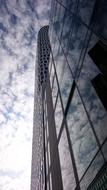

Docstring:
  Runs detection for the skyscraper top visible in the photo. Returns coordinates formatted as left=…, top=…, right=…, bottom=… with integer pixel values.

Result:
left=37, top=26, right=50, bottom=90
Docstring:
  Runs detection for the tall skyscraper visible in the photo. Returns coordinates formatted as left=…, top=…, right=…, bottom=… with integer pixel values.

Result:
left=31, top=1, right=107, bottom=190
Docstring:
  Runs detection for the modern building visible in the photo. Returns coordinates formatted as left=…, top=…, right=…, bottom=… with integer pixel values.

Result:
left=31, top=0, right=107, bottom=190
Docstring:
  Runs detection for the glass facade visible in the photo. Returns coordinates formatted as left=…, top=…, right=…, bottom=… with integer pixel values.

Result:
left=45, top=0, right=107, bottom=189
left=31, top=1, right=107, bottom=190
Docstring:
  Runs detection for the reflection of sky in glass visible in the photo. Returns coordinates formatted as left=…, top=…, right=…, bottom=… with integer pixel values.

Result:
left=54, top=96, right=63, bottom=137
left=77, top=0, right=96, bottom=25
left=60, top=62, right=73, bottom=109
left=55, top=3, right=66, bottom=39
left=52, top=37, right=60, bottom=66
left=56, top=47, right=66, bottom=85
left=58, top=128, right=76, bottom=190
left=50, top=25, right=57, bottom=54
left=67, top=88, right=98, bottom=179
left=67, top=18, right=88, bottom=77
left=61, top=0, right=76, bottom=12
left=61, top=10, right=73, bottom=54
left=80, top=152, right=104, bottom=190
left=91, top=0, right=107, bottom=40
left=49, top=54, right=52, bottom=74
left=78, top=34, right=107, bottom=144
left=50, top=62, right=55, bottom=88
left=52, top=76, right=58, bottom=108
left=49, top=1, right=107, bottom=189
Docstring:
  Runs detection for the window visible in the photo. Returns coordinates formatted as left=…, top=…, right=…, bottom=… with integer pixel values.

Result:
left=88, top=41, right=107, bottom=77
left=92, top=73, right=107, bottom=111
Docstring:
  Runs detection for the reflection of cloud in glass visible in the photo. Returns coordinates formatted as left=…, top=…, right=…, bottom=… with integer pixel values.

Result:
left=52, top=76, right=58, bottom=107
left=67, top=17, right=87, bottom=77
left=91, top=0, right=107, bottom=40
left=58, top=128, right=76, bottom=190
left=61, top=10, right=73, bottom=54
left=67, top=88, right=98, bottom=179
left=78, top=35, right=107, bottom=144
left=55, top=47, right=65, bottom=84
left=50, top=62, right=55, bottom=88
left=80, top=151, right=104, bottom=190
left=54, top=96, right=63, bottom=137
left=60, top=62, right=73, bottom=109
left=77, top=0, right=96, bottom=25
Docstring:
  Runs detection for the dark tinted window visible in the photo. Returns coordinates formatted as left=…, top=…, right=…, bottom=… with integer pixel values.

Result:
left=92, top=74, right=107, bottom=111
left=88, top=41, right=107, bottom=77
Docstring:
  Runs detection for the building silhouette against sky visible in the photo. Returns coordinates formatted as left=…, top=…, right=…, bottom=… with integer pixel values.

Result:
left=31, top=0, right=107, bottom=190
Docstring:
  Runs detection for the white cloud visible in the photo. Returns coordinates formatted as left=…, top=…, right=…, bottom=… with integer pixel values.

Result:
left=0, top=0, right=50, bottom=189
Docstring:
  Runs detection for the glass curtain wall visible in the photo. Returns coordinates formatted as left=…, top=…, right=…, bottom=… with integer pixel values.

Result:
left=45, top=0, right=107, bottom=189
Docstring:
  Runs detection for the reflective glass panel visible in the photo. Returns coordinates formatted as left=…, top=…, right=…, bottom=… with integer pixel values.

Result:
left=67, top=88, right=98, bottom=179
left=50, top=0, right=56, bottom=23
left=49, top=172, right=52, bottom=190
left=50, top=62, right=55, bottom=88
left=52, top=75, right=58, bottom=108
left=67, top=17, right=88, bottom=77
left=56, top=5, right=66, bottom=39
left=49, top=54, right=52, bottom=75
left=91, top=0, right=107, bottom=41
left=80, top=151, right=104, bottom=190
left=60, top=62, right=73, bottom=110
left=77, top=34, right=107, bottom=144
left=55, top=46, right=66, bottom=85
left=51, top=29, right=57, bottom=54
left=61, top=0, right=76, bottom=13
left=53, top=2, right=61, bottom=35
left=52, top=34, right=60, bottom=66
left=54, top=95, right=63, bottom=138
left=77, top=0, right=96, bottom=25
left=58, top=128, right=76, bottom=190
left=61, top=10, right=73, bottom=54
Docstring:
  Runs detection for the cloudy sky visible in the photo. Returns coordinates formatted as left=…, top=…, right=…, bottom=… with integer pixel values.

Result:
left=0, top=0, right=50, bottom=189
